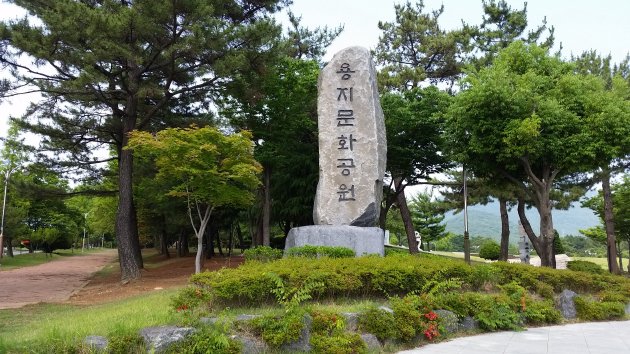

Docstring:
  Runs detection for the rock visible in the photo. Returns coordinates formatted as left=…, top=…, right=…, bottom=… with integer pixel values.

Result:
left=285, top=225, right=384, bottom=256
left=280, top=314, right=312, bottom=352
left=434, top=309, right=459, bottom=334
left=83, top=335, right=108, bottom=352
left=231, top=334, right=268, bottom=354
left=199, top=317, right=218, bottom=325
left=556, top=289, right=578, bottom=319
left=342, top=312, right=359, bottom=331
left=313, top=46, right=387, bottom=227
left=139, top=326, right=195, bottom=353
left=626, top=302, right=630, bottom=315
left=459, top=316, right=479, bottom=331
left=378, top=306, right=393, bottom=314
left=235, top=314, right=261, bottom=322
left=361, top=333, right=381, bottom=351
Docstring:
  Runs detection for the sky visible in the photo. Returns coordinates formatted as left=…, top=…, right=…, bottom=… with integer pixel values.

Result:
left=1, top=0, right=629, bottom=139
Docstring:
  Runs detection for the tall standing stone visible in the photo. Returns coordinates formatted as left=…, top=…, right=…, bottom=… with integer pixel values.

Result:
left=313, top=46, right=387, bottom=226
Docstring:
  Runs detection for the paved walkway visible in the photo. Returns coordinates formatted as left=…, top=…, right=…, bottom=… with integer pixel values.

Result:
left=399, top=320, right=630, bottom=354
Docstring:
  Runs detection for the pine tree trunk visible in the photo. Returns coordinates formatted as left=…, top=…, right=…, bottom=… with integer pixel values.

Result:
left=236, top=223, right=245, bottom=251
left=394, top=177, right=418, bottom=254
left=116, top=116, right=143, bottom=282
left=499, top=197, right=510, bottom=261
left=601, top=167, right=620, bottom=274
left=6, top=237, right=13, bottom=257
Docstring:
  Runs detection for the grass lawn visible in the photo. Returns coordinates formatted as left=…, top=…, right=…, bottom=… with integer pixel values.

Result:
left=0, top=288, right=180, bottom=353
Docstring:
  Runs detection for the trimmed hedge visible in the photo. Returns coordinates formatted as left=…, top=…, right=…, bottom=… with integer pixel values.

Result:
left=243, top=246, right=283, bottom=262
left=566, top=260, right=605, bottom=274
left=189, top=254, right=630, bottom=307
left=285, top=245, right=355, bottom=258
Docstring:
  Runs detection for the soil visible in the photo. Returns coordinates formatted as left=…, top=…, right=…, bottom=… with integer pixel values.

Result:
left=0, top=249, right=244, bottom=309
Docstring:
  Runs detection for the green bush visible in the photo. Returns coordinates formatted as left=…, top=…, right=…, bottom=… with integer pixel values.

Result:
left=523, top=300, right=562, bottom=325
left=574, top=296, right=626, bottom=321
left=186, top=253, right=630, bottom=310
left=310, top=333, right=367, bottom=354
left=478, top=241, right=501, bottom=261
left=567, top=260, right=605, bottom=274
left=285, top=245, right=355, bottom=258
left=165, top=325, right=241, bottom=354
left=249, top=310, right=306, bottom=347
left=243, top=246, right=283, bottom=262
left=357, top=307, right=397, bottom=342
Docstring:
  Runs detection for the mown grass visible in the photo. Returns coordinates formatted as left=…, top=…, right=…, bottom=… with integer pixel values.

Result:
left=0, top=288, right=180, bottom=353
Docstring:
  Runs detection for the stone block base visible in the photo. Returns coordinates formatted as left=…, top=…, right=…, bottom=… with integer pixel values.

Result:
left=285, top=225, right=384, bottom=256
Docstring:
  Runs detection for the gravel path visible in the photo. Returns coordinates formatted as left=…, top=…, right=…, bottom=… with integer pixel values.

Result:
left=0, top=250, right=117, bottom=309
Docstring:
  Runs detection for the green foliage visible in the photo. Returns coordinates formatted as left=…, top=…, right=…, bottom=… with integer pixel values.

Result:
left=267, top=272, right=323, bottom=310
left=409, top=192, right=448, bottom=247
left=165, top=325, right=241, bottom=354
left=285, top=245, right=355, bottom=258
left=478, top=240, right=501, bottom=260
left=171, top=286, right=212, bottom=317
left=189, top=253, right=630, bottom=307
left=567, top=260, right=606, bottom=274
left=553, top=230, right=565, bottom=254
left=309, top=309, right=367, bottom=354
left=108, top=334, right=145, bottom=354
left=310, top=332, right=367, bottom=354
left=243, top=246, right=283, bottom=262
left=574, top=297, right=626, bottom=321
left=357, top=307, right=397, bottom=342
left=523, top=300, right=562, bottom=325
left=250, top=310, right=306, bottom=347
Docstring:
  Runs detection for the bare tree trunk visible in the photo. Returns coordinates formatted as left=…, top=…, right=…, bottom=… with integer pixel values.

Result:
left=159, top=215, right=169, bottom=258
left=394, top=177, right=418, bottom=254
left=217, top=229, right=224, bottom=256
left=518, top=197, right=554, bottom=267
left=228, top=224, right=234, bottom=257
left=499, top=197, right=510, bottom=261
left=236, top=223, right=245, bottom=251
left=177, top=228, right=189, bottom=257
left=379, top=179, right=397, bottom=229
left=6, top=237, right=13, bottom=257
left=262, top=166, right=271, bottom=246
left=601, top=167, right=620, bottom=274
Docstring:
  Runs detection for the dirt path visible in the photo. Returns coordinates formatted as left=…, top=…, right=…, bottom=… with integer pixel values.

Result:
left=0, top=250, right=118, bottom=309
left=0, top=249, right=243, bottom=309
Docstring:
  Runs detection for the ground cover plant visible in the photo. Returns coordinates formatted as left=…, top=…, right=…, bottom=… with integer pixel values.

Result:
left=166, top=252, right=630, bottom=352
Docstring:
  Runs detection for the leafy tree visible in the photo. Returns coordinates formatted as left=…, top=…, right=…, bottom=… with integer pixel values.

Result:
left=408, top=192, right=446, bottom=251
left=379, top=86, right=452, bottom=253
left=222, top=58, right=320, bottom=245
left=1, top=0, right=288, bottom=281
left=447, top=42, right=607, bottom=267
left=572, top=51, right=630, bottom=274
left=127, top=125, right=261, bottom=274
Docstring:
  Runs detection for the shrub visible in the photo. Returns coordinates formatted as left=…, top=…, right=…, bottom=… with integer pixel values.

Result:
left=285, top=245, right=355, bottom=258
left=249, top=310, right=306, bottom=347
left=357, top=307, right=396, bottom=342
left=478, top=241, right=501, bottom=261
left=523, top=300, right=562, bottom=325
left=567, top=260, right=605, bottom=274
left=574, top=296, right=626, bottom=321
left=243, top=246, right=282, bottom=262
left=165, top=325, right=241, bottom=354
left=310, top=333, right=367, bottom=354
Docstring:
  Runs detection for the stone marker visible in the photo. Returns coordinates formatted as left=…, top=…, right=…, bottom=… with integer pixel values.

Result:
left=313, top=46, right=386, bottom=227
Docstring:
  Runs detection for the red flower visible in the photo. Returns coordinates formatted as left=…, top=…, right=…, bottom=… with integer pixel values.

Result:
left=424, top=311, right=438, bottom=321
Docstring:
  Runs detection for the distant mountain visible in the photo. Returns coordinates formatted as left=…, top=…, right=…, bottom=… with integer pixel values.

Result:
left=443, top=200, right=600, bottom=243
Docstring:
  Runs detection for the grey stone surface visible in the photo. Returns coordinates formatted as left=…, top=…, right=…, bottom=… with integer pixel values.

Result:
left=342, top=312, right=359, bottom=331
left=434, top=309, right=459, bottom=334
left=626, top=302, right=630, bottom=315
left=199, top=316, right=218, bottom=325
left=555, top=289, right=577, bottom=319
left=139, top=326, right=195, bottom=353
left=285, top=225, right=384, bottom=256
left=378, top=305, right=394, bottom=314
left=313, top=46, right=386, bottom=227
left=459, top=316, right=479, bottom=331
left=231, top=334, right=268, bottom=354
left=83, top=335, right=108, bottom=351
left=235, top=314, right=261, bottom=322
left=361, top=333, right=382, bottom=351
left=280, top=314, right=312, bottom=352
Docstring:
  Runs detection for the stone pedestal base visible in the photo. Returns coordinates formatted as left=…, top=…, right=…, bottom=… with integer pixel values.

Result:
left=285, top=225, right=384, bottom=256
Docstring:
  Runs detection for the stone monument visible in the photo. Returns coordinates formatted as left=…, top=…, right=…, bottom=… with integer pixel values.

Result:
left=285, top=46, right=386, bottom=256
